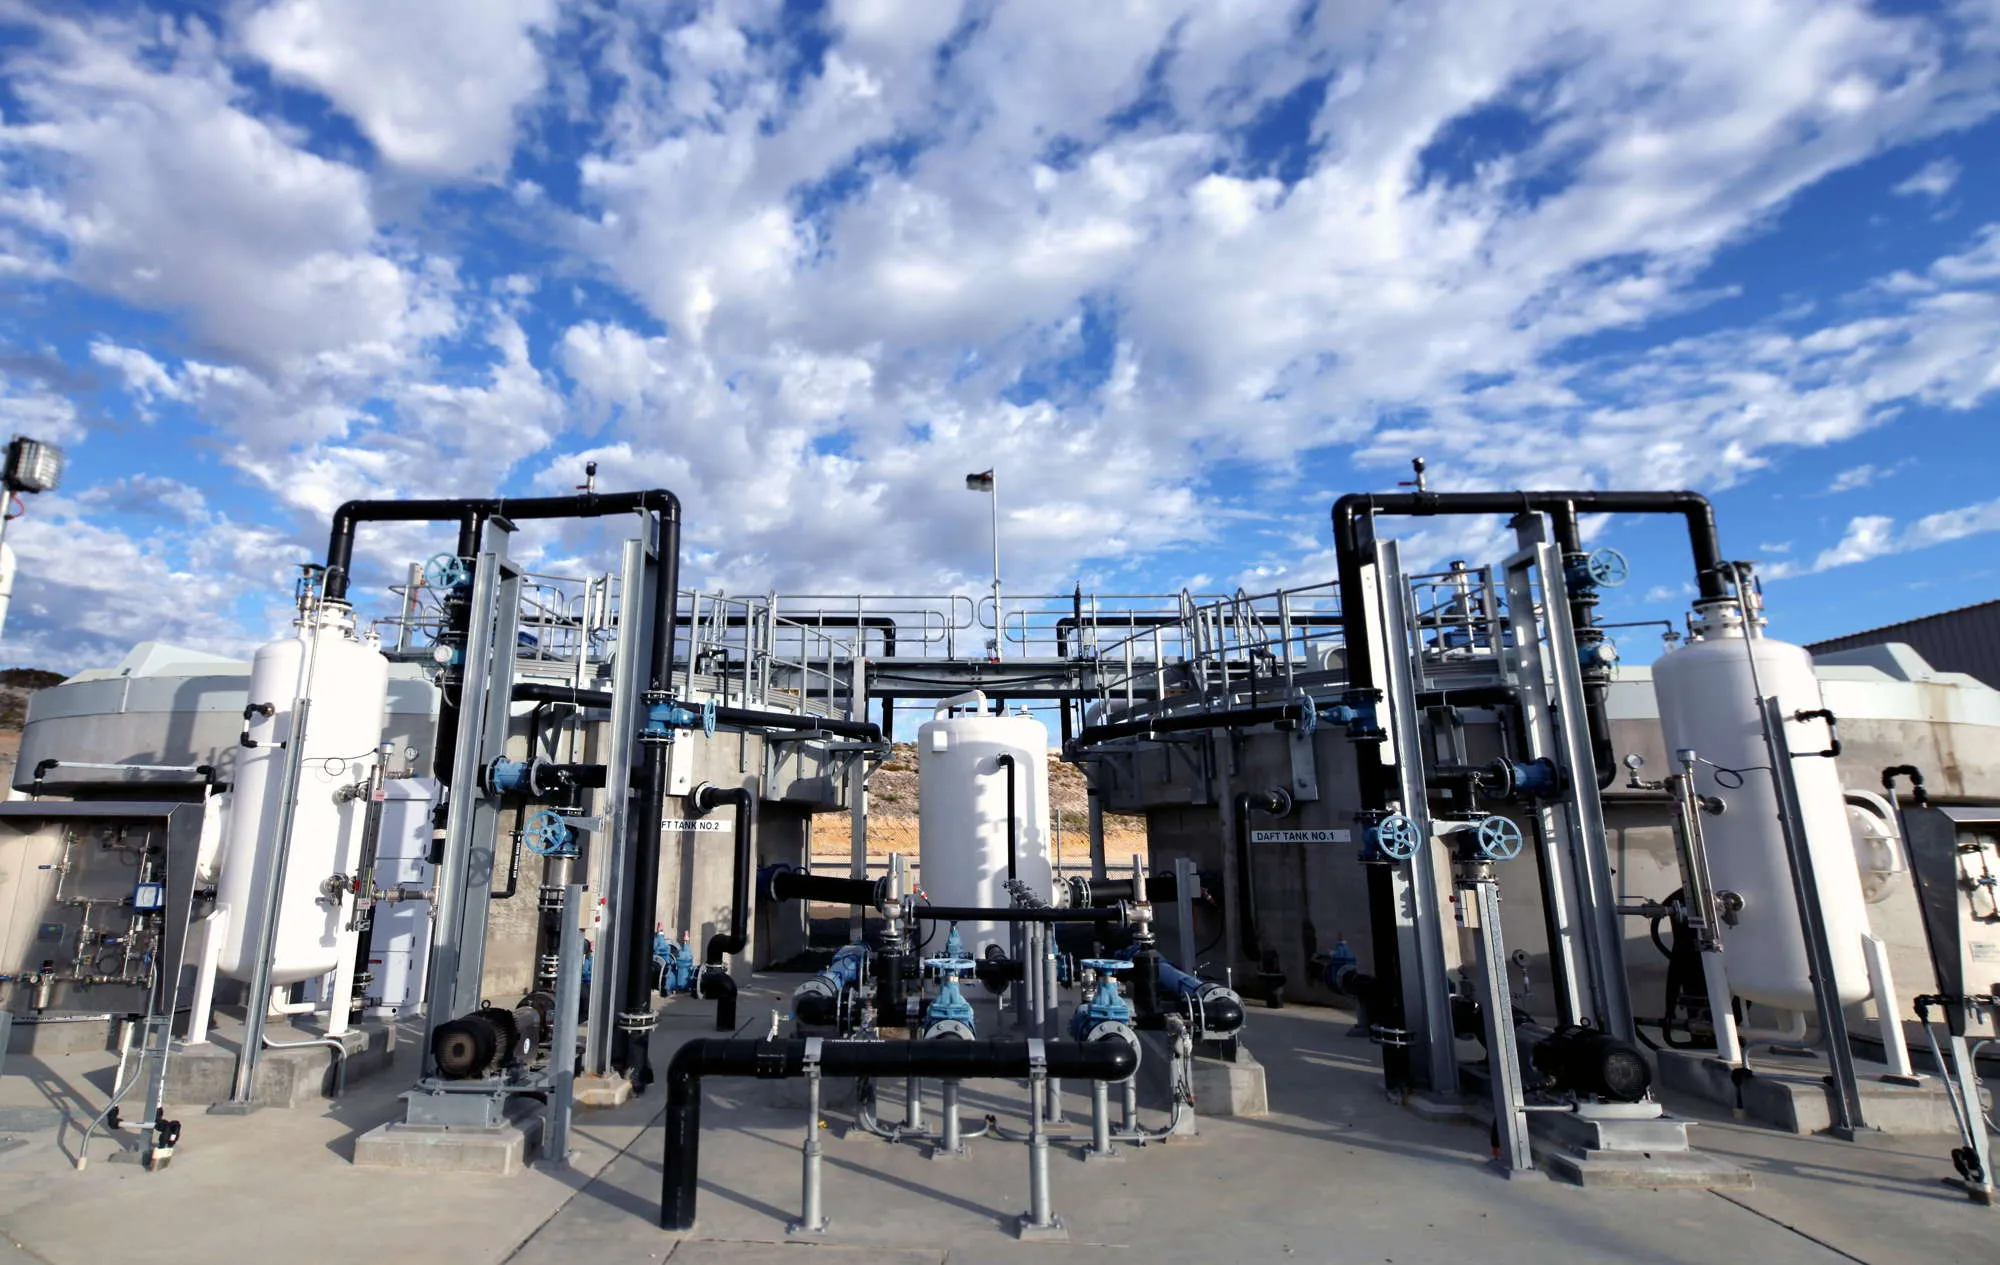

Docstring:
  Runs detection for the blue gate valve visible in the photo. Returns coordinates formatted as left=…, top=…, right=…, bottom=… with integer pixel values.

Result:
left=921, top=936, right=979, bottom=1040
left=654, top=931, right=697, bottom=995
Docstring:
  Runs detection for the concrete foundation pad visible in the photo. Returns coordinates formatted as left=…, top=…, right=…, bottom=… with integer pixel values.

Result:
left=1658, top=1049, right=1962, bottom=1135
left=571, top=1073, right=633, bottom=1109
left=351, top=1110, right=544, bottom=1176
left=1016, top=1214, right=1069, bottom=1242
left=1134, top=1028, right=1265, bottom=1122
left=1408, top=1091, right=1473, bottom=1122
left=169, top=1019, right=393, bottom=1108
left=1541, top=1146, right=1755, bottom=1189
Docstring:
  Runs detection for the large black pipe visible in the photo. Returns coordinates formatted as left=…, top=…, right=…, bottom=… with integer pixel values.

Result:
left=994, top=752, right=1019, bottom=882
left=1070, top=699, right=1307, bottom=752
left=1548, top=505, right=1617, bottom=791
left=694, top=782, right=757, bottom=1032
left=323, top=490, right=683, bottom=601
left=508, top=683, right=883, bottom=741
left=911, top=904, right=1123, bottom=924
left=767, top=870, right=881, bottom=907
left=661, top=1036, right=1139, bottom=1230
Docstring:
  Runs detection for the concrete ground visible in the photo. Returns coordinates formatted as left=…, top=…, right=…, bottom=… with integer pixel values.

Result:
left=0, top=984, right=1994, bottom=1265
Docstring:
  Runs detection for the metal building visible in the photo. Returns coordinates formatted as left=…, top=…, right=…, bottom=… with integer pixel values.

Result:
left=1807, top=598, right=2000, bottom=691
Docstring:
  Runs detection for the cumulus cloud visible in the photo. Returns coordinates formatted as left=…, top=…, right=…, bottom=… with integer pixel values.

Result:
left=242, top=0, right=558, bottom=178
left=4, top=1, right=2000, bottom=666
left=1893, top=157, right=1961, bottom=199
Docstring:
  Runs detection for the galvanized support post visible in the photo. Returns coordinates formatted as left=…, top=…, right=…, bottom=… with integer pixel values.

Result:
left=1083, top=1075, right=1121, bottom=1161
left=1943, top=1030, right=1995, bottom=1205
left=1760, top=695, right=1868, bottom=1138
left=540, top=884, right=586, bottom=1170
left=223, top=690, right=314, bottom=1112
left=1460, top=857, right=1538, bottom=1178
left=1018, top=1040, right=1067, bottom=1241
left=585, top=535, right=650, bottom=1077
left=788, top=1038, right=830, bottom=1235
left=1372, top=542, right=1459, bottom=1096
left=904, top=1074, right=923, bottom=1132
left=1121, top=1076, right=1138, bottom=1132
left=933, top=1080, right=967, bottom=1159
left=1499, top=527, right=1593, bottom=1030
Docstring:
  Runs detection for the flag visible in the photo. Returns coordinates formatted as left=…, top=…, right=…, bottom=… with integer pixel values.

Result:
left=965, top=470, right=994, bottom=492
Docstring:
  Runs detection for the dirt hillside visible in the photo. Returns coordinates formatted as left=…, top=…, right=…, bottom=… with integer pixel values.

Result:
left=812, top=743, right=1149, bottom=869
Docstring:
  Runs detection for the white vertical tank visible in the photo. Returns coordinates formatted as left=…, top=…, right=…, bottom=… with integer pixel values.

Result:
left=216, top=600, right=390, bottom=985
left=917, top=693, right=1053, bottom=954
left=1652, top=605, right=1869, bottom=1012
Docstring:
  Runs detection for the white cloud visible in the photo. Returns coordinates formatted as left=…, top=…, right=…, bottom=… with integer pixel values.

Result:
left=1893, top=157, right=1960, bottom=199
left=0, top=12, right=459, bottom=376
left=7, top=1, right=2000, bottom=665
left=1802, top=497, right=2000, bottom=574
left=241, top=0, right=558, bottom=178
left=1828, top=463, right=1880, bottom=492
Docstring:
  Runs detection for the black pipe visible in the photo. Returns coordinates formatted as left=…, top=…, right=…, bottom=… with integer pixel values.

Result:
left=619, top=503, right=682, bottom=1088
left=507, top=683, right=883, bottom=741
left=910, top=904, right=1123, bottom=923
left=323, top=489, right=682, bottom=601
left=994, top=753, right=1019, bottom=882
left=1071, top=699, right=1307, bottom=751
left=661, top=1036, right=1139, bottom=1230
left=693, top=782, right=756, bottom=1032
left=767, top=871, right=882, bottom=907
left=874, top=948, right=907, bottom=1022
left=1072, top=874, right=1178, bottom=905
left=1548, top=505, right=1618, bottom=790
left=1233, top=790, right=1290, bottom=1003
left=1330, top=488, right=1725, bottom=1091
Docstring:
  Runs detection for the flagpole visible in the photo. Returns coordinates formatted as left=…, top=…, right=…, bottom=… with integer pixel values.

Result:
left=990, top=470, right=1003, bottom=661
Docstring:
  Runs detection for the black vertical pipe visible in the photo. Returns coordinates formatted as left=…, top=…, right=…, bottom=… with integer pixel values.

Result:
left=1548, top=503, right=1618, bottom=790
left=994, top=753, right=1019, bottom=882
left=619, top=508, right=682, bottom=1087
left=693, top=782, right=757, bottom=1033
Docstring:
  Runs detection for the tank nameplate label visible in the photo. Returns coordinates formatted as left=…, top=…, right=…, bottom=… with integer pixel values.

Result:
left=1249, top=829, right=1350, bottom=844
left=1970, top=940, right=2000, bottom=964
left=661, top=818, right=732, bottom=832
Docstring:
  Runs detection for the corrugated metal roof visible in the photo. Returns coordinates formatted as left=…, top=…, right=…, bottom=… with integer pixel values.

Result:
left=1808, top=599, right=2000, bottom=691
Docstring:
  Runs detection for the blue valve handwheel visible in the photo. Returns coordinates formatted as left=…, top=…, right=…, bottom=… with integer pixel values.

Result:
left=1476, top=815, right=1525, bottom=861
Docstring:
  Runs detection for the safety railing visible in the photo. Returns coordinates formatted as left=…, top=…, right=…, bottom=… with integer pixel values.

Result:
left=1085, top=581, right=1343, bottom=711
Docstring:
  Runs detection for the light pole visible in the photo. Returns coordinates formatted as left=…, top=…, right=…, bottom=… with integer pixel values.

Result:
left=967, top=469, right=1002, bottom=660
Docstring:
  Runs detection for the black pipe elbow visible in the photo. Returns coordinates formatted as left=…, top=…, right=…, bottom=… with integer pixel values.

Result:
left=1200, top=994, right=1245, bottom=1035
left=701, top=967, right=738, bottom=1032
left=793, top=991, right=839, bottom=1027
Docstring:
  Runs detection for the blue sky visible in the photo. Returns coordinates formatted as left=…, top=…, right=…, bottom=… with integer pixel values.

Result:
left=0, top=0, right=1997, bottom=672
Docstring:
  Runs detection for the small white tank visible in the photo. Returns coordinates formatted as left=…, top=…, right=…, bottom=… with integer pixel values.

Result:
left=216, top=601, right=390, bottom=985
left=1653, top=606, right=1869, bottom=1012
left=917, top=693, right=1053, bottom=954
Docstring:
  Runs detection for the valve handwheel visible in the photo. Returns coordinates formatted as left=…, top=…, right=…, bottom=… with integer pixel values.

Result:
left=1375, top=813, right=1422, bottom=861
left=1585, top=548, right=1629, bottom=587
left=422, top=552, right=470, bottom=591
left=1475, top=815, right=1525, bottom=861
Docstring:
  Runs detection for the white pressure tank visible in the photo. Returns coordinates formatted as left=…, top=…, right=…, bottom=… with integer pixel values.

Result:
left=917, top=693, right=1054, bottom=954
left=1652, top=606, right=1869, bottom=1012
left=216, top=600, right=390, bottom=985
